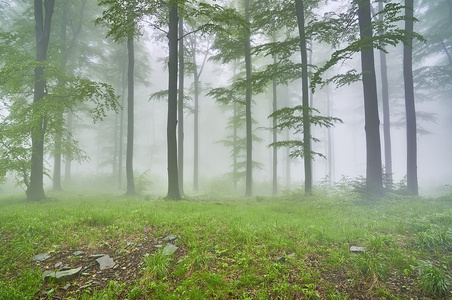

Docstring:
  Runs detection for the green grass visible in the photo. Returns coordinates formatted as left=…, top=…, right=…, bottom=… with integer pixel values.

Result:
left=0, top=192, right=451, bottom=299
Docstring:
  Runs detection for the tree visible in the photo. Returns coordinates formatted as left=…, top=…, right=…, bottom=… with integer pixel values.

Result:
left=357, top=0, right=383, bottom=195
left=295, top=0, right=312, bottom=193
left=52, top=0, right=87, bottom=192
left=377, top=0, right=393, bottom=186
left=404, top=0, right=418, bottom=195
left=244, top=0, right=253, bottom=197
left=27, top=0, right=56, bottom=201
left=125, top=21, right=135, bottom=196
left=177, top=13, right=185, bottom=196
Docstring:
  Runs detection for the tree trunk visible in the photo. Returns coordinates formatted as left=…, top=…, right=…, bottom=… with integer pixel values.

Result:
left=64, top=112, right=73, bottom=180
left=192, top=38, right=200, bottom=192
left=357, top=0, right=383, bottom=196
left=27, top=0, right=55, bottom=201
left=167, top=2, right=181, bottom=200
left=125, top=33, right=135, bottom=196
left=244, top=0, right=253, bottom=197
left=378, top=1, right=393, bottom=187
left=178, top=15, right=185, bottom=196
left=272, top=53, right=278, bottom=195
left=295, top=0, right=312, bottom=194
left=404, top=0, right=418, bottom=195
left=118, top=44, right=127, bottom=190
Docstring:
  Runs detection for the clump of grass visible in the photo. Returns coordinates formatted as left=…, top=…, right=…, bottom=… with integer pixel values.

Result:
left=417, top=226, right=452, bottom=251
left=351, top=252, right=388, bottom=281
left=141, top=251, right=172, bottom=281
left=417, top=260, right=450, bottom=297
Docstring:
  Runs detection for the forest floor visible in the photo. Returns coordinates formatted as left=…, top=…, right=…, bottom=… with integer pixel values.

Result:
left=0, top=191, right=451, bottom=299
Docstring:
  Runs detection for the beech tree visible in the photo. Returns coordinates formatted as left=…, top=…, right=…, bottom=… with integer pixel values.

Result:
left=404, top=0, right=418, bottom=195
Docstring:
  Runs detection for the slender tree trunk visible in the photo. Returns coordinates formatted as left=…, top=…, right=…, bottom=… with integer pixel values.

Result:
left=377, top=1, right=393, bottom=187
left=192, top=39, right=200, bottom=192
left=326, top=86, right=334, bottom=184
left=295, top=0, right=312, bottom=194
left=167, top=1, right=181, bottom=199
left=178, top=15, right=185, bottom=196
left=357, top=0, right=383, bottom=196
left=272, top=53, right=278, bottom=195
left=404, top=0, right=418, bottom=195
left=52, top=4, right=68, bottom=192
left=244, top=0, right=253, bottom=197
left=64, top=112, right=73, bottom=180
left=125, top=33, right=135, bottom=196
left=28, top=0, right=55, bottom=201
left=118, top=45, right=127, bottom=190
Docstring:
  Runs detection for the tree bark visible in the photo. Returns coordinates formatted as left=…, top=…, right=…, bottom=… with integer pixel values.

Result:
left=125, top=33, right=135, bottom=196
left=272, top=53, right=278, bottom=195
left=178, top=15, right=185, bottom=196
left=27, top=0, right=55, bottom=201
left=192, top=38, right=200, bottom=192
left=244, top=0, right=253, bottom=197
left=167, top=1, right=181, bottom=199
left=404, top=0, right=418, bottom=195
left=357, top=0, right=383, bottom=196
left=295, top=0, right=312, bottom=194
left=378, top=1, right=393, bottom=187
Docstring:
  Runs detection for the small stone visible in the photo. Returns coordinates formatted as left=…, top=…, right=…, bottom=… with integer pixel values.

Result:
left=54, top=262, right=63, bottom=268
left=122, top=267, right=126, bottom=270
left=164, top=235, right=176, bottom=242
left=137, top=244, right=143, bottom=247
left=81, top=273, right=90, bottom=276
left=60, top=266, right=71, bottom=271
left=162, top=243, right=178, bottom=256
left=32, top=253, right=51, bottom=262
left=59, top=283, right=71, bottom=291
left=42, top=267, right=82, bottom=283
left=73, top=251, right=85, bottom=256
left=155, top=244, right=163, bottom=248
left=96, top=255, right=115, bottom=270
left=276, top=256, right=286, bottom=263
left=350, top=246, right=367, bottom=253
left=89, top=254, right=106, bottom=259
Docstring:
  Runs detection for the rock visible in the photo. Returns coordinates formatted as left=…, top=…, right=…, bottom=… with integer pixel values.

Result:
left=42, top=267, right=82, bottom=283
left=96, top=255, right=115, bottom=270
left=350, top=246, right=367, bottom=253
left=164, top=235, right=177, bottom=242
left=73, top=250, right=84, bottom=256
left=32, top=253, right=51, bottom=262
left=155, top=244, right=163, bottom=248
left=276, top=256, right=286, bottom=263
left=89, top=254, right=106, bottom=259
left=162, top=243, right=178, bottom=256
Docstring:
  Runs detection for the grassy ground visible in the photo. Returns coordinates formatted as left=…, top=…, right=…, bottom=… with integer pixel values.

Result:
left=0, top=191, right=451, bottom=299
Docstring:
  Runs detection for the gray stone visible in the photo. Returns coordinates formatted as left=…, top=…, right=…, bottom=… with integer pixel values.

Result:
left=164, top=235, right=177, bottom=242
left=155, top=244, right=163, bottom=248
left=42, top=267, right=82, bottom=283
left=96, top=255, right=115, bottom=270
left=32, top=253, right=51, bottom=262
left=73, top=250, right=84, bottom=256
left=89, top=254, right=106, bottom=259
left=276, top=256, right=286, bottom=263
left=162, top=243, right=178, bottom=256
left=350, top=246, right=367, bottom=253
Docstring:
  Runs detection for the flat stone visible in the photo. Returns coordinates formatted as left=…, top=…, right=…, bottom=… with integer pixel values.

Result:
left=350, top=246, right=367, bottom=253
left=89, top=254, right=106, bottom=259
left=73, top=251, right=85, bottom=256
left=162, top=243, right=178, bottom=256
left=32, top=253, right=51, bottom=262
left=42, top=267, right=82, bottom=283
left=164, top=235, right=177, bottom=242
left=96, top=255, right=115, bottom=270
left=155, top=244, right=163, bottom=248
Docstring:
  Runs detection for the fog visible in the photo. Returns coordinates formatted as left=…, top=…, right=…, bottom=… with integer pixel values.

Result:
left=1, top=0, right=451, bottom=198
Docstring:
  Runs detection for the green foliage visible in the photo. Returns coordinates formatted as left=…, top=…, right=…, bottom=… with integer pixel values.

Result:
left=417, top=260, right=450, bottom=297
left=142, top=251, right=172, bottom=281
left=269, top=105, right=342, bottom=159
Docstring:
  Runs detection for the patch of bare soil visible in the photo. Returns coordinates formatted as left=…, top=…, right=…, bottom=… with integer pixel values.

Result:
left=32, top=227, right=187, bottom=299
